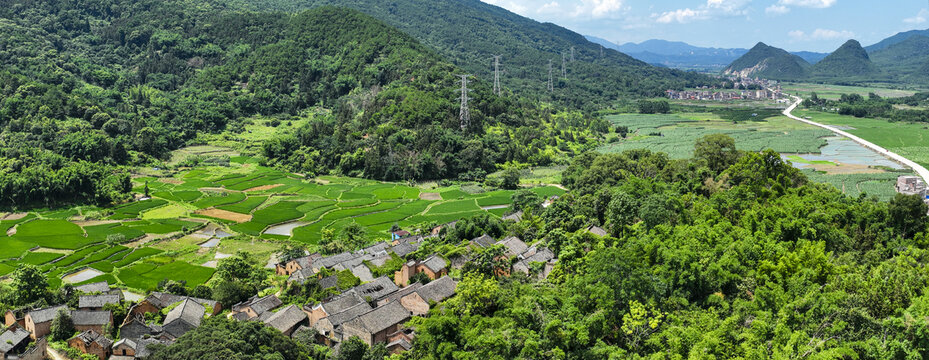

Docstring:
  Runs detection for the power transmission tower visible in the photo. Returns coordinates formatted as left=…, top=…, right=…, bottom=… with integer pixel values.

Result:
left=548, top=59, right=554, bottom=92
left=458, top=74, right=472, bottom=130
left=561, top=53, right=567, bottom=78
left=492, top=55, right=502, bottom=96
left=600, top=45, right=603, bottom=57
left=571, top=47, right=575, bottom=62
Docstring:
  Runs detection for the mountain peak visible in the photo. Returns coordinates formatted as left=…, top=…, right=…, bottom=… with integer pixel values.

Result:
left=811, top=39, right=878, bottom=77
left=724, top=42, right=809, bottom=79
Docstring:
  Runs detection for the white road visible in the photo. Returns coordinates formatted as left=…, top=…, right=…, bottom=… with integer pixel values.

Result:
left=782, top=96, right=929, bottom=185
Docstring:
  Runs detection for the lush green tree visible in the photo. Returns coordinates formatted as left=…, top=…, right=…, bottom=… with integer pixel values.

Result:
left=50, top=309, right=75, bottom=341
left=147, top=317, right=308, bottom=360
left=8, top=265, right=48, bottom=306
left=501, top=167, right=521, bottom=190
left=510, top=189, right=542, bottom=213
left=889, top=193, right=929, bottom=238
left=694, top=134, right=740, bottom=173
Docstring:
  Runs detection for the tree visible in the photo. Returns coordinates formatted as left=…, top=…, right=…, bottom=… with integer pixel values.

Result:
left=50, top=309, right=75, bottom=341
left=9, top=265, right=48, bottom=306
left=637, top=100, right=670, bottom=114
left=336, top=337, right=368, bottom=360
left=501, top=167, right=521, bottom=190
left=277, top=244, right=306, bottom=263
left=342, top=223, right=367, bottom=251
left=694, top=134, right=739, bottom=173
left=889, top=193, right=929, bottom=238
left=147, top=317, right=308, bottom=360
left=511, top=189, right=542, bottom=213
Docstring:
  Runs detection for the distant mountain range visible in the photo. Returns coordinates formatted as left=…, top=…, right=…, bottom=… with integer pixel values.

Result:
left=597, top=28, right=929, bottom=85
left=586, top=37, right=828, bottom=71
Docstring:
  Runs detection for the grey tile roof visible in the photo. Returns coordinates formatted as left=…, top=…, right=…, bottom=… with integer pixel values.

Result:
left=523, top=247, right=555, bottom=264
left=387, top=338, right=412, bottom=351
left=79, top=294, right=120, bottom=308
left=0, top=327, right=30, bottom=353
left=369, top=254, right=392, bottom=267
left=313, top=252, right=356, bottom=270
left=324, top=302, right=373, bottom=328
left=164, top=299, right=204, bottom=328
left=136, top=337, right=171, bottom=358
left=416, top=276, right=457, bottom=303
left=288, top=268, right=317, bottom=284
left=27, top=305, right=68, bottom=324
left=234, top=295, right=282, bottom=315
left=72, top=330, right=113, bottom=349
left=497, top=236, right=528, bottom=258
left=378, top=283, right=422, bottom=305
left=351, top=264, right=375, bottom=283
left=471, top=234, right=495, bottom=248
left=319, top=291, right=365, bottom=315
left=346, top=301, right=410, bottom=335
left=421, top=255, right=447, bottom=273
left=363, top=242, right=389, bottom=254
left=73, top=281, right=110, bottom=294
left=354, top=276, right=399, bottom=302
left=319, top=275, right=339, bottom=289
left=148, top=292, right=217, bottom=311
left=71, top=310, right=112, bottom=326
left=390, top=243, right=416, bottom=257
left=232, top=311, right=252, bottom=322
left=264, top=305, right=307, bottom=333
left=294, top=256, right=313, bottom=269
left=112, top=338, right=137, bottom=350
left=502, top=211, right=523, bottom=222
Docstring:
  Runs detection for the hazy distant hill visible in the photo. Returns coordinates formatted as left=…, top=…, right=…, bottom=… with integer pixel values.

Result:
left=811, top=40, right=878, bottom=77
left=232, top=0, right=711, bottom=105
left=724, top=42, right=810, bottom=79
left=587, top=37, right=830, bottom=71
left=865, top=28, right=929, bottom=52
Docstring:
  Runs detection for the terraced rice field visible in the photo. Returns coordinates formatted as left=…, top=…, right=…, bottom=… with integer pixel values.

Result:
left=0, top=159, right=564, bottom=292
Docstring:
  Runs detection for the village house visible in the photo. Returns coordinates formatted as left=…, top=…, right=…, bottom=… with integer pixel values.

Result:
left=513, top=247, right=556, bottom=278
left=68, top=330, right=113, bottom=360
left=118, top=316, right=162, bottom=340
left=470, top=234, right=495, bottom=249
left=305, top=291, right=367, bottom=326
left=275, top=253, right=322, bottom=276
left=24, top=305, right=67, bottom=339
left=263, top=305, right=308, bottom=336
left=354, top=276, right=400, bottom=303
left=3, top=308, right=26, bottom=328
left=399, top=276, right=458, bottom=316
left=71, top=310, right=113, bottom=334
left=312, top=302, right=374, bottom=344
left=231, top=294, right=282, bottom=321
left=585, top=225, right=608, bottom=237
left=496, top=236, right=528, bottom=258
left=501, top=211, right=523, bottom=222
left=393, top=254, right=448, bottom=286
left=341, top=301, right=412, bottom=347
left=377, top=283, right=422, bottom=307
left=162, top=299, right=205, bottom=339
left=386, top=329, right=415, bottom=355
left=79, top=294, right=120, bottom=311
left=111, top=336, right=171, bottom=360
left=0, top=327, right=31, bottom=358
left=128, top=293, right=220, bottom=319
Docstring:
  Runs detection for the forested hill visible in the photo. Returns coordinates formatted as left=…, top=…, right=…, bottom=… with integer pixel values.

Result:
left=232, top=0, right=713, bottom=108
left=0, top=0, right=608, bottom=207
left=723, top=42, right=810, bottom=80
left=810, top=40, right=879, bottom=78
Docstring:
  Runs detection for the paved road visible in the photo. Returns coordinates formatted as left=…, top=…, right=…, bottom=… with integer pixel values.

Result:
left=783, top=96, right=929, bottom=185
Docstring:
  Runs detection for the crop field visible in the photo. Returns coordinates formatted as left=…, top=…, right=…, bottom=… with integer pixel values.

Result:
left=792, top=109, right=929, bottom=169
left=600, top=113, right=832, bottom=159
left=0, top=160, right=563, bottom=292
left=600, top=112, right=912, bottom=201
left=782, top=82, right=918, bottom=100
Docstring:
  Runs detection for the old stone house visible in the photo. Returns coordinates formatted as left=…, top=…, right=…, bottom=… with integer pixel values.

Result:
left=341, top=301, right=411, bottom=346
left=24, top=305, right=67, bottom=339
left=68, top=330, right=113, bottom=360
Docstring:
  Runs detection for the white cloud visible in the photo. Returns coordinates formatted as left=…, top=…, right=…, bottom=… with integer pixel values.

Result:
left=538, top=1, right=561, bottom=13
left=904, top=9, right=929, bottom=24
left=572, top=0, right=625, bottom=18
left=789, top=28, right=854, bottom=41
left=779, top=0, right=836, bottom=8
left=652, top=0, right=748, bottom=24
left=765, top=5, right=790, bottom=14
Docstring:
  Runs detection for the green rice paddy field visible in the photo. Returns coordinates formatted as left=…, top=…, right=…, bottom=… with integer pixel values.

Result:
left=781, top=83, right=919, bottom=100
left=0, top=159, right=563, bottom=291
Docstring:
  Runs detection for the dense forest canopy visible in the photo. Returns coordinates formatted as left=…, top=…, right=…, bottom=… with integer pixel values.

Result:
left=232, top=0, right=714, bottom=108
left=0, top=0, right=608, bottom=207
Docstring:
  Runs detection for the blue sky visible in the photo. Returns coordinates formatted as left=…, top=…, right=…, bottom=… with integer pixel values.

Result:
left=480, top=0, right=929, bottom=52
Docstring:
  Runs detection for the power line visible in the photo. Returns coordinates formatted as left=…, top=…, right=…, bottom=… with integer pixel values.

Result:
left=458, top=74, right=472, bottom=130
left=548, top=59, right=554, bottom=92
left=492, top=55, right=502, bottom=96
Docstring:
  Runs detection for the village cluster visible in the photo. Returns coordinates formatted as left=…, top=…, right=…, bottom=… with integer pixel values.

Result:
left=897, top=175, right=929, bottom=213
left=0, top=222, right=575, bottom=360
left=667, top=77, right=787, bottom=102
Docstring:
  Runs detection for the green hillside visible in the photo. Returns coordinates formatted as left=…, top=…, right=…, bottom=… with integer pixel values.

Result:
left=0, top=0, right=604, bottom=207
left=865, top=28, right=929, bottom=52
left=723, top=42, right=810, bottom=79
left=232, top=0, right=713, bottom=107
left=811, top=40, right=879, bottom=78
left=871, top=35, right=929, bottom=83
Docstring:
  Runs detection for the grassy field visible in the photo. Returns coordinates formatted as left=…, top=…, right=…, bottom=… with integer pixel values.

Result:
left=0, top=159, right=564, bottom=292
left=792, top=109, right=929, bottom=169
left=781, top=83, right=918, bottom=100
